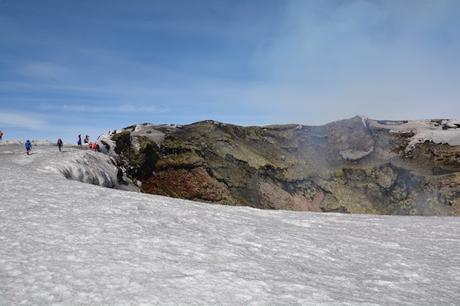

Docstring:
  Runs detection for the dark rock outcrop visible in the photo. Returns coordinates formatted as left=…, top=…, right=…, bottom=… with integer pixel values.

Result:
left=104, top=117, right=460, bottom=215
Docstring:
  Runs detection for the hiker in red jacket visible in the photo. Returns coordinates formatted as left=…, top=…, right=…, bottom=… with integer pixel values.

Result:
left=57, top=138, right=63, bottom=152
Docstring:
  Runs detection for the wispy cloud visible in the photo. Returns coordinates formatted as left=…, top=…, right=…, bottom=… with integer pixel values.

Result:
left=19, top=61, right=71, bottom=80
left=37, top=103, right=169, bottom=114
left=0, top=112, right=48, bottom=130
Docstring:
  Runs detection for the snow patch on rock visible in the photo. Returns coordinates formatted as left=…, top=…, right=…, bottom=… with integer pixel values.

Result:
left=339, top=147, right=374, bottom=161
left=442, top=119, right=460, bottom=129
left=370, top=119, right=460, bottom=152
left=359, top=115, right=369, bottom=129
left=97, top=133, right=117, bottom=155
left=408, top=129, right=460, bottom=150
left=132, top=124, right=166, bottom=146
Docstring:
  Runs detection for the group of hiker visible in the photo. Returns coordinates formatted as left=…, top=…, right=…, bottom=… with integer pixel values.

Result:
left=77, top=134, right=100, bottom=151
left=0, top=129, right=103, bottom=155
left=28, top=136, right=100, bottom=154
left=77, top=134, right=90, bottom=146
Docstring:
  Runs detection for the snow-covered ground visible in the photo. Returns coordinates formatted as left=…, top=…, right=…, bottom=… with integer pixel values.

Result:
left=1, top=144, right=460, bottom=305
left=0, top=143, right=131, bottom=189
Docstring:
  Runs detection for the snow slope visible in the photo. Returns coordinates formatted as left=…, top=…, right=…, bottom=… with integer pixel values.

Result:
left=1, top=144, right=460, bottom=305
left=0, top=143, right=136, bottom=190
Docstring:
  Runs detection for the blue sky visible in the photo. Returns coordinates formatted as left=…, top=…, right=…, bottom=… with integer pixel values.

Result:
left=1, top=0, right=459, bottom=142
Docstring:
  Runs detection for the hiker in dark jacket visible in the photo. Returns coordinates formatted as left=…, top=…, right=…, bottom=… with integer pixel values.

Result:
left=57, top=138, right=63, bottom=152
left=77, top=134, right=82, bottom=146
left=25, top=140, right=32, bottom=155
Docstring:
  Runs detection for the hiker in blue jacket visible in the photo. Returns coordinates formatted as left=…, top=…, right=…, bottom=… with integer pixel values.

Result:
left=25, top=140, right=32, bottom=155
left=77, top=134, right=82, bottom=146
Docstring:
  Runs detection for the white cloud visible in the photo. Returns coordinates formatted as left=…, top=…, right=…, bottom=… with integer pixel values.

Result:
left=0, top=112, right=48, bottom=130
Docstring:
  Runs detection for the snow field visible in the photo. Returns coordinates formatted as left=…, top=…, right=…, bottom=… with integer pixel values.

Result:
left=0, top=144, right=460, bottom=305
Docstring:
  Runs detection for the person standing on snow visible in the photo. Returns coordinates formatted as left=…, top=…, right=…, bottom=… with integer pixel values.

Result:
left=77, top=134, right=82, bottom=146
left=25, top=140, right=32, bottom=155
left=84, top=135, right=89, bottom=144
left=0, top=130, right=4, bottom=141
left=57, top=138, right=63, bottom=152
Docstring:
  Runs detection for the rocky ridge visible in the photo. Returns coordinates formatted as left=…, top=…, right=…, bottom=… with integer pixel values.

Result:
left=98, top=117, right=460, bottom=215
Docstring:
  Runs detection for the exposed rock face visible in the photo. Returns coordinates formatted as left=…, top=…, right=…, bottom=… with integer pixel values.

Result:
left=101, top=117, right=460, bottom=215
